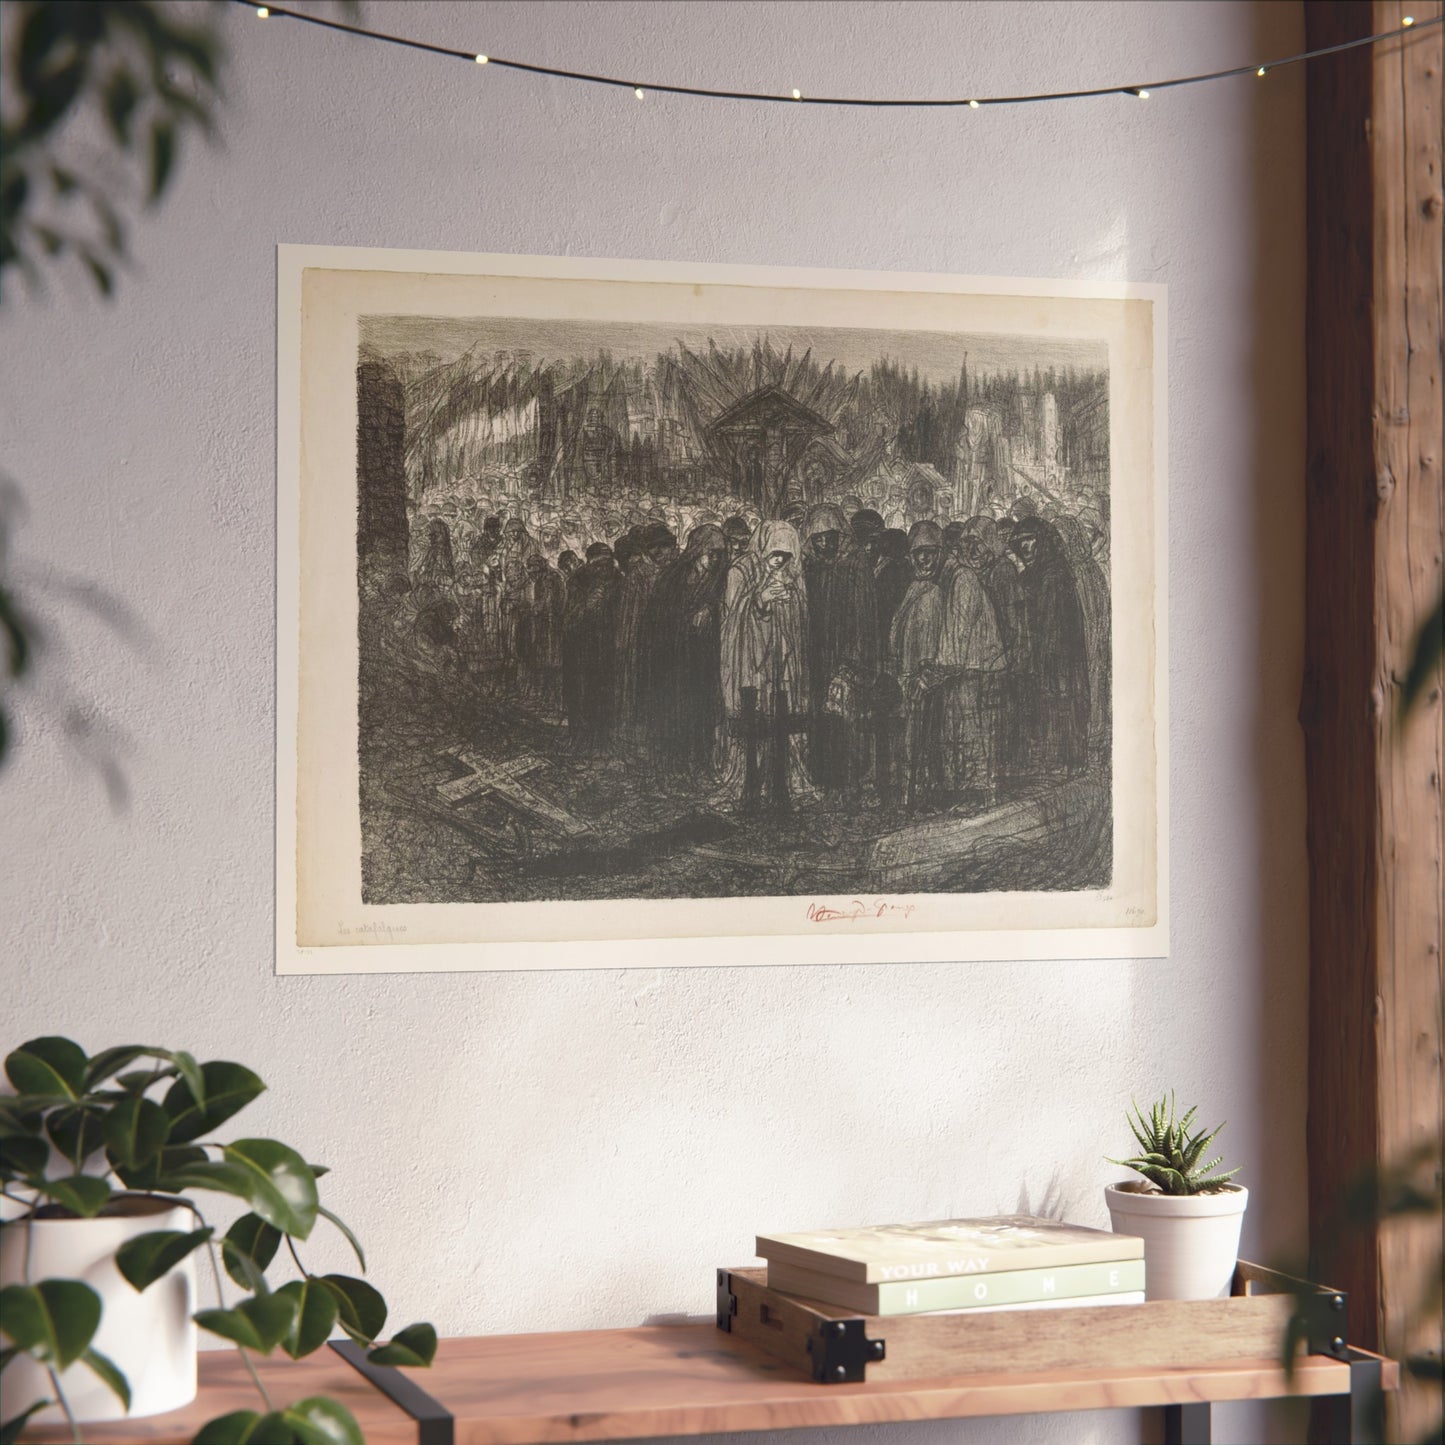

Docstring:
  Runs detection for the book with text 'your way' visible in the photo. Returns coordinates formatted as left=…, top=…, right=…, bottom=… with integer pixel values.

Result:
left=756, top=1215, right=1144, bottom=1284
left=765, top=1256, right=1147, bottom=1316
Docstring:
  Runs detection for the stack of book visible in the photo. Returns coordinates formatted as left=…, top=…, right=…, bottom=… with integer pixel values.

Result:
left=756, top=1215, right=1145, bottom=1316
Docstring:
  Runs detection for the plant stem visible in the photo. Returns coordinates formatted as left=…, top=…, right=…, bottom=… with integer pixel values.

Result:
left=286, top=1235, right=306, bottom=1275
left=45, top=1364, right=81, bottom=1445
left=201, top=1223, right=273, bottom=1412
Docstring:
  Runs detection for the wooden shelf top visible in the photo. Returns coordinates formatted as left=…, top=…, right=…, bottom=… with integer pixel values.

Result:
left=19, top=1323, right=1400, bottom=1445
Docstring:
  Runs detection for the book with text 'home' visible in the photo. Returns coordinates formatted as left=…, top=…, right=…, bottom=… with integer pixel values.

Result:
left=765, top=1256, right=1147, bottom=1315
left=756, top=1215, right=1144, bottom=1284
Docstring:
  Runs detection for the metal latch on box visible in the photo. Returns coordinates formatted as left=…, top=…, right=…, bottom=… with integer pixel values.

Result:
left=805, top=1317, right=886, bottom=1383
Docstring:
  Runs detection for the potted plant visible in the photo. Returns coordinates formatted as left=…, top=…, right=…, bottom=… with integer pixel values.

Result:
left=0, top=1036, right=436, bottom=1443
left=1104, top=1091, right=1248, bottom=1301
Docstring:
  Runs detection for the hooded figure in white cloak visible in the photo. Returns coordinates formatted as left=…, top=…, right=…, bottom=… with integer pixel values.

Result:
left=714, top=520, right=816, bottom=810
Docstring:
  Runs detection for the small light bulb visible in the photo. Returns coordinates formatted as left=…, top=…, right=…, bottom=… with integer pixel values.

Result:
left=968, top=99, right=980, bottom=109
left=475, top=53, right=488, bottom=64
left=1402, top=14, right=1415, bottom=24
left=792, top=88, right=802, bottom=100
left=1256, top=66, right=1267, bottom=77
left=634, top=86, right=644, bottom=99
left=256, top=4, right=269, bottom=14
left=1137, top=88, right=1150, bottom=100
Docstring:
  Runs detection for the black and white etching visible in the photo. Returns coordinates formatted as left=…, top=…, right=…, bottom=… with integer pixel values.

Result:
left=353, top=315, right=1112, bottom=905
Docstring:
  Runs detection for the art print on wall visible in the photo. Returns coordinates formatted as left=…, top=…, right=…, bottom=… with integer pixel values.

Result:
left=277, top=247, right=1166, bottom=971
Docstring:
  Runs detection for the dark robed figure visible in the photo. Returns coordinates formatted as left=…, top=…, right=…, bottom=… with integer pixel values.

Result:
left=642, top=524, right=729, bottom=782
left=1008, top=515, right=1091, bottom=776
left=562, top=542, right=621, bottom=752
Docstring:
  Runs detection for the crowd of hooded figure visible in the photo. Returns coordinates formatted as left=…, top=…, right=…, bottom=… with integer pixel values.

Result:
left=376, top=490, right=1110, bottom=816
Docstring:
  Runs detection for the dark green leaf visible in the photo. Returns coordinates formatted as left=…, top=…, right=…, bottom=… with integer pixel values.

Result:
left=86, top=1045, right=179, bottom=1091
left=318, top=1275, right=385, bottom=1346
left=113, top=1142, right=207, bottom=1192
left=162, top=1061, right=264, bottom=1144
left=276, top=1278, right=339, bottom=1359
left=103, top=1094, right=170, bottom=1168
left=367, top=1322, right=437, bottom=1368
left=169, top=1051, right=205, bottom=1112
left=116, top=1226, right=213, bottom=1291
left=0, top=1096, right=44, bottom=1137
left=222, top=1212, right=282, bottom=1290
left=220, top=1139, right=317, bottom=1240
left=282, top=1397, right=364, bottom=1445
left=194, top=1292, right=298, bottom=1355
left=163, top=1158, right=255, bottom=1202
left=318, top=1206, right=365, bottom=1273
left=46, top=1103, right=107, bottom=1166
left=1, top=1400, right=53, bottom=1445
left=34, top=1173, right=112, bottom=1216
left=148, top=119, right=176, bottom=203
left=192, top=1411, right=298, bottom=1445
left=6, top=1037, right=87, bottom=1098
left=0, top=1134, right=48, bottom=1180
left=115, top=1066, right=176, bottom=1093
left=0, top=1280, right=101, bottom=1367
left=308, top=1163, right=329, bottom=1178
left=81, top=1346, right=131, bottom=1409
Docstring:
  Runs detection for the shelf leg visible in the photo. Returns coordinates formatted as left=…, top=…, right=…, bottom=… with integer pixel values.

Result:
left=1315, top=1350, right=1385, bottom=1444
left=1162, top=1401, right=1211, bottom=1445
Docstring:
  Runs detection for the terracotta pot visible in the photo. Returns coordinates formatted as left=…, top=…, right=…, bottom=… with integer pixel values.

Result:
left=1104, top=1180, right=1248, bottom=1301
left=0, top=1193, right=198, bottom=1422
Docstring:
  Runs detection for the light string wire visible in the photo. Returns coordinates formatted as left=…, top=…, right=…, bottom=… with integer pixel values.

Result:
left=236, top=2, right=1440, bottom=108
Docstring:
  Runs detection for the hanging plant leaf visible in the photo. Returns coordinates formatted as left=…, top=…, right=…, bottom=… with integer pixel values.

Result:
left=195, top=1291, right=299, bottom=1355
left=317, top=1206, right=366, bottom=1273
left=222, top=1213, right=282, bottom=1289
left=275, top=1277, right=340, bottom=1360
left=162, top=1061, right=264, bottom=1143
left=0, top=1280, right=101, bottom=1368
left=220, top=1139, right=318, bottom=1240
left=115, top=1226, right=213, bottom=1291
left=80, top=1346, right=131, bottom=1409
left=367, top=1322, right=437, bottom=1368
left=317, top=1275, right=386, bottom=1346
left=103, top=1094, right=171, bottom=1168
left=281, top=1397, right=365, bottom=1445
left=5, top=1036, right=87, bottom=1099
left=86, top=1047, right=203, bottom=1109
left=33, top=1173, right=112, bottom=1217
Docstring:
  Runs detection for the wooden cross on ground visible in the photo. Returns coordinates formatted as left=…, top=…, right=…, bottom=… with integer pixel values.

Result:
left=436, top=751, right=592, bottom=838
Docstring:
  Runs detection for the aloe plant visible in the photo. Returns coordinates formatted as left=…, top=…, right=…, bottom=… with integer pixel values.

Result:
left=0, top=1036, right=436, bottom=1444
left=1108, top=1091, right=1241, bottom=1196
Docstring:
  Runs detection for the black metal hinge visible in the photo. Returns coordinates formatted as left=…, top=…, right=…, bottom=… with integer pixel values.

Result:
left=1299, top=1284, right=1351, bottom=1361
left=805, top=1317, right=886, bottom=1383
left=716, top=1268, right=738, bottom=1331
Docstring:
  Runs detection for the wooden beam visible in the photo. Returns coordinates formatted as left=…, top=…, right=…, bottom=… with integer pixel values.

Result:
left=1303, top=2, right=1444, bottom=1440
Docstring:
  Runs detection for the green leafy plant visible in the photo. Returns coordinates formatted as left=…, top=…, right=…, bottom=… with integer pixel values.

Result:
left=1107, top=1091, right=1242, bottom=1196
left=0, top=1036, right=436, bottom=1444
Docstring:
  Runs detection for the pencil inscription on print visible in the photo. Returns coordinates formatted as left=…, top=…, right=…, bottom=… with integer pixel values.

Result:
left=356, top=314, right=1112, bottom=904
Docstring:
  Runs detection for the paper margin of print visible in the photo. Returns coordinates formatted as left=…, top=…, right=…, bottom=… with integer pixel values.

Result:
left=274, top=244, right=1169, bottom=973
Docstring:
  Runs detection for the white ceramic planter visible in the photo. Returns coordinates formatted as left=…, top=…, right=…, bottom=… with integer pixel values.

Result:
left=0, top=1194, right=198, bottom=1423
left=1104, top=1181, right=1249, bottom=1301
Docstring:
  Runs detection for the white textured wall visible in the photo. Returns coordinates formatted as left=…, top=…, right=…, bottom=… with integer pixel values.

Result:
left=1, top=3, right=1307, bottom=1442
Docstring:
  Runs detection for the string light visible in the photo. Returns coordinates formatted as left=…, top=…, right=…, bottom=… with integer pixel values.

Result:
left=235, top=2, right=1440, bottom=110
